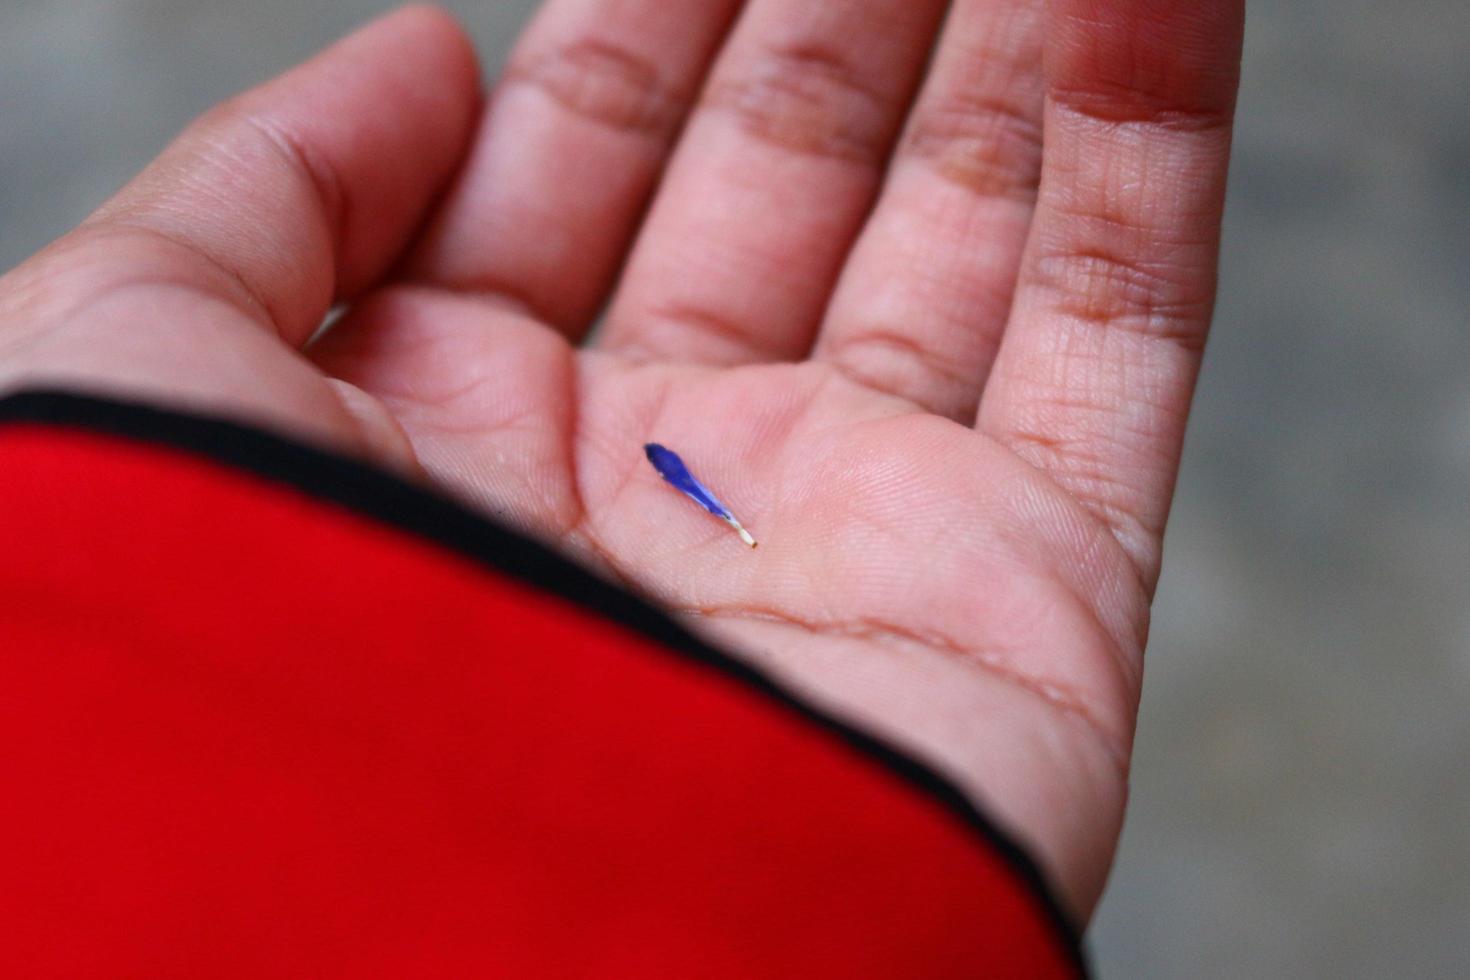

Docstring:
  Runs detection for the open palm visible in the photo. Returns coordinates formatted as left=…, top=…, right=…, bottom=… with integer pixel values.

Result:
left=0, top=2, right=1244, bottom=919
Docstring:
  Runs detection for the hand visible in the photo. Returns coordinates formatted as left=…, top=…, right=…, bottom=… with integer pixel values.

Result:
left=0, top=1, right=1244, bottom=919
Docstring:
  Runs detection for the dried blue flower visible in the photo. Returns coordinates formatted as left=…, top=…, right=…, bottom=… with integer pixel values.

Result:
left=644, top=443, right=757, bottom=548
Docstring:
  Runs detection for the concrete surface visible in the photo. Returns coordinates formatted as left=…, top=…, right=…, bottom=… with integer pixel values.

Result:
left=3, top=2, right=1467, bottom=975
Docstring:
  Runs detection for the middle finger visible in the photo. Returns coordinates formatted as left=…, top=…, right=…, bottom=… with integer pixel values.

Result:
left=599, top=0, right=949, bottom=365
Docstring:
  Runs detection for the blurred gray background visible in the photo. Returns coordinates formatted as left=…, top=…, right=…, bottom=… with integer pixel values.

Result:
left=3, top=1, right=1467, bottom=975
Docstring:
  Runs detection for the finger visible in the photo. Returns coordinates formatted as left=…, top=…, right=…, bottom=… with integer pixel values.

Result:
left=599, top=0, right=950, bottom=364
left=403, top=0, right=743, bottom=336
left=813, top=0, right=1045, bottom=421
left=71, top=5, right=480, bottom=347
left=978, top=0, right=1244, bottom=586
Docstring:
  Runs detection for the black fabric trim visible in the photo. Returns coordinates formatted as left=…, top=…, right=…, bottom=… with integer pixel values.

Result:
left=0, top=388, right=1088, bottom=976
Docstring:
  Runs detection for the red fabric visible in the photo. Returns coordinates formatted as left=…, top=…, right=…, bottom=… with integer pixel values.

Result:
left=0, top=424, right=1077, bottom=978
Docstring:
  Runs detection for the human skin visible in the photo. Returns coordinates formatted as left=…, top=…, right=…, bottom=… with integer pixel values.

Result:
left=0, top=1, right=1244, bottom=921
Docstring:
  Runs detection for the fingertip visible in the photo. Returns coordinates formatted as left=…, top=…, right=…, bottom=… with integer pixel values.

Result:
left=328, top=4, right=483, bottom=129
left=375, top=4, right=484, bottom=99
left=266, top=3, right=486, bottom=297
left=1046, top=0, right=1244, bottom=123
